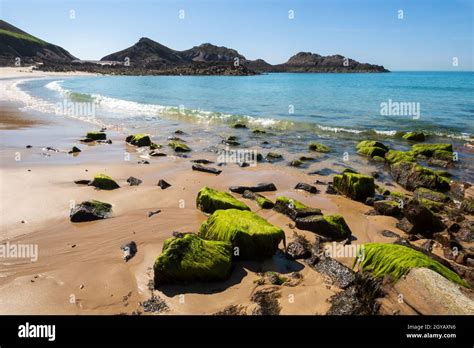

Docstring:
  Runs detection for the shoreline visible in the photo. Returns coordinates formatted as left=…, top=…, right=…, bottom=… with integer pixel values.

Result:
left=0, top=67, right=473, bottom=315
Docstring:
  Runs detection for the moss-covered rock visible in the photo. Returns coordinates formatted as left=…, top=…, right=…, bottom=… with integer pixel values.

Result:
left=389, top=161, right=450, bottom=192
left=168, top=140, right=191, bottom=152
left=357, top=146, right=387, bottom=158
left=126, top=134, right=152, bottom=147
left=150, top=142, right=162, bottom=150
left=289, top=159, right=303, bottom=167
left=242, top=190, right=274, bottom=209
left=332, top=172, right=375, bottom=202
left=373, top=200, right=401, bottom=216
left=232, top=123, right=247, bottom=129
left=356, top=140, right=389, bottom=152
left=153, top=234, right=232, bottom=285
left=70, top=200, right=112, bottom=222
left=354, top=243, right=467, bottom=287
left=86, top=132, right=106, bottom=140
left=309, top=142, right=330, bottom=153
left=299, top=156, right=315, bottom=161
left=411, top=143, right=453, bottom=157
left=89, top=173, right=120, bottom=190
left=385, top=150, right=415, bottom=164
left=199, top=209, right=285, bottom=259
left=252, top=129, right=266, bottom=134
left=432, top=150, right=454, bottom=162
left=414, top=187, right=450, bottom=203
left=402, top=132, right=425, bottom=142
left=196, top=186, right=250, bottom=214
left=266, top=152, right=283, bottom=161
left=295, top=214, right=352, bottom=240
left=274, top=196, right=322, bottom=220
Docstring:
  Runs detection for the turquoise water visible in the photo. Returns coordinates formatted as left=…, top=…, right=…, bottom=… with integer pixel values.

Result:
left=17, top=72, right=474, bottom=181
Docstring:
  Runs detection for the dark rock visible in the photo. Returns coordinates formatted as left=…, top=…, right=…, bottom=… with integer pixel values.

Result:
left=250, top=288, right=281, bottom=315
left=420, top=239, right=435, bottom=253
left=308, top=168, right=337, bottom=176
left=26, top=145, right=32, bottom=148
left=120, top=241, right=137, bottom=262
left=174, top=130, right=185, bottom=135
left=192, top=164, right=222, bottom=175
left=127, top=176, right=142, bottom=186
left=232, top=123, right=247, bottom=129
left=229, top=182, right=277, bottom=194
left=191, top=159, right=214, bottom=164
left=326, top=185, right=337, bottom=194
left=148, top=209, right=161, bottom=218
left=286, top=235, right=311, bottom=260
left=373, top=200, right=402, bottom=216
left=68, top=146, right=81, bottom=154
left=265, top=152, right=283, bottom=162
left=74, top=180, right=90, bottom=185
left=396, top=217, right=414, bottom=233
left=80, top=138, right=95, bottom=143
left=142, top=295, right=169, bottom=313
left=97, top=139, right=112, bottom=144
left=149, top=150, right=167, bottom=157
left=157, top=179, right=171, bottom=189
left=167, top=136, right=185, bottom=142
left=295, top=215, right=352, bottom=241
left=238, top=162, right=249, bottom=167
left=327, top=273, right=383, bottom=315
left=402, top=199, right=445, bottom=235
left=137, top=160, right=150, bottom=164
left=242, top=190, right=274, bottom=209
left=43, top=146, right=59, bottom=152
left=70, top=200, right=112, bottom=222
left=433, top=231, right=452, bottom=247
left=311, top=256, right=356, bottom=289
left=461, top=198, right=474, bottom=214
left=273, top=198, right=322, bottom=221
left=389, top=160, right=450, bottom=192
left=294, top=182, right=318, bottom=194
left=315, top=180, right=327, bottom=185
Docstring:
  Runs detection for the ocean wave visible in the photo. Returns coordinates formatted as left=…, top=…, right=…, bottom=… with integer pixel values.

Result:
left=21, top=79, right=474, bottom=142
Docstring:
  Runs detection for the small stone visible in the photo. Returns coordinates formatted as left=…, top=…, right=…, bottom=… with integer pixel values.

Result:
left=157, top=179, right=171, bottom=189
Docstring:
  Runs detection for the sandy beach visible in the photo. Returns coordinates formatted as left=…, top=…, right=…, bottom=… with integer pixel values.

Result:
left=0, top=67, right=472, bottom=316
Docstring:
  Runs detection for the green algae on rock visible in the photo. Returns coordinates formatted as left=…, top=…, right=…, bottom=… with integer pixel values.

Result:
left=385, top=150, right=415, bottom=164
left=70, top=200, right=112, bottom=222
left=295, top=214, right=352, bottom=240
left=196, top=186, right=249, bottom=214
left=413, top=187, right=450, bottom=203
left=333, top=172, right=375, bottom=202
left=126, top=134, right=152, bottom=147
left=89, top=173, right=120, bottom=190
left=389, top=160, right=450, bottom=192
left=242, top=190, right=274, bottom=209
left=402, top=132, right=425, bottom=142
left=168, top=140, right=191, bottom=152
left=411, top=143, right=453, bottom=157
left=199, top=209, right=285, bottom=259
left=274, top=196, right=322, bottom=220
left=354, top=243, right=467, bottom=287
left=86, top=132, right=106, bottom=140
left=153, top=234, right=232, bottom=285
left=356, top=140, right=389, bottom=151
left=308, top=142, right=331, bottom=153
left=357, top=146, right=387, bottom=159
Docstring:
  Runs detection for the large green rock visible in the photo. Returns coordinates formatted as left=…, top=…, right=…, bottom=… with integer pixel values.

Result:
left=196, top=186, right=250, bottom=214
left=308, top=142, right=331, bottom=153
left=89, top=173, right=120, bottom=190
left=168, top=140, right=191, bottom=152
left=199, top=209, right=285, bottom=259
left=411, top=143, right=453, bottom=157
left=357, top=146, right=387, bottom=158
left=356, top=140, right=389, bottom=152
left=295, top=214, right=352, bottom=240
left=402, top=132, right=425, bottom=142
left=355, top=243, right=467, bottom=287
left=333, top=172, right=375, bottom=202
left=385, top=150, right=415, bottom=164
left=389, top=161, right=450, bottom=192
left=126, top=134, right=152, bottom=147
left=153, top=234, right=232, bottom=285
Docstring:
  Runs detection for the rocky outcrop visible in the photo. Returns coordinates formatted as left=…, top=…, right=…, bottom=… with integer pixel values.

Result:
left=295, top=214, right=352, bottom=241
left=89, top=173, right=120, bottom=190
left=196, top=186, right=249, bottom=213
left=333, top=171, right=375, bottom=202
left=273, top=196, right=322, bottom=220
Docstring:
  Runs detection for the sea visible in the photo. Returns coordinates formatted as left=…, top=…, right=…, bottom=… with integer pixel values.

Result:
left=13, top=71, right=474, bottom=181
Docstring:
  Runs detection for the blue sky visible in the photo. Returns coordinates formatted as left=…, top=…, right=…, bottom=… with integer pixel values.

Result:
left=1, top=0, right=473, bottom=70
